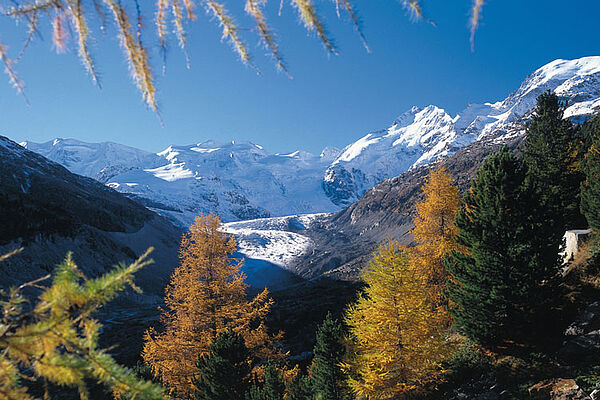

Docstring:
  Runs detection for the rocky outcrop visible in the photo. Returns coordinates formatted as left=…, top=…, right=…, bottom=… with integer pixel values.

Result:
left=529, top=379, right=590, bottom=399
left=559, top=301, right=600, bottom=364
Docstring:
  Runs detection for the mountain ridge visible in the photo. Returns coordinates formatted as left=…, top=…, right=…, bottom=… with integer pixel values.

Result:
left=19, top=56, right=600, bottom=226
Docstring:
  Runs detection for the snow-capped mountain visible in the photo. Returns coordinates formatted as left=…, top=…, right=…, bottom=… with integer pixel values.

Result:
left=21, top=56, right=600, bottom=221
left=323, top=56, right=600, bottom=205
left=21, top=138, right=340, bottom=226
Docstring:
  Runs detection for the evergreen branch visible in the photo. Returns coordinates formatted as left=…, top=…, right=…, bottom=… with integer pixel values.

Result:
left=291, top=0, right=338, bottom=55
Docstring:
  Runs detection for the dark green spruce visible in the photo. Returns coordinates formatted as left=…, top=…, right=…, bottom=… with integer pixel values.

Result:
left=446, top=147, right=562, bottom=349
left=246, top=361, right=286, bottom=400
left=193, top=329, right=251, bottom=400
left=310, top=312, right=351, bottom=400
left=581, top=115, right=600, bottom=232
left=524, top=91, right=587, bottom=234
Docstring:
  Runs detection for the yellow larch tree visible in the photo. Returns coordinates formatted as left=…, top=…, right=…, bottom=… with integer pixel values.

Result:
left=142, top=214, right=280, bottom=399
left=411, top=167, right=461, bottom=300
left=344, top=241, right=451, bottom=399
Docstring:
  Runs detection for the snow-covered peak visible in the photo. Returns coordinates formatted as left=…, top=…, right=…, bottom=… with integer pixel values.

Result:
left=319, top=146, right=341, bottom=162
left=455, top=56, right=600, bottom=138
left=323, top=56, right=600, bottom=206
left=21, top=138, right=160, bottom=182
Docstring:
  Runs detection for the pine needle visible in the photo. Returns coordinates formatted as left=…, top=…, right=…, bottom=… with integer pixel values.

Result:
left=183, top=0, right=196, bottom=20
left=291, top=0, right=338, bottom=55
left=103, top=0, right=158, bottom=113
left=65, top=0, right=101, bottom=87
left=402, top=0, right=435, bottom=26
left=245, top=0, right=289, bottom=76
left=52, top=10, right=69, bottom=53
left=470, top=0, right=484, bottom=51
left=204, top=0, right=255, bottom=69
left=15, top=9, right=40, bottom=63
left=156, top=0, right=169, bottom=74
left=336, top=0, right=369, bottom=52
left=0, top=37, right=28, bottom=103
left=172, top=0, right=191, bottom=68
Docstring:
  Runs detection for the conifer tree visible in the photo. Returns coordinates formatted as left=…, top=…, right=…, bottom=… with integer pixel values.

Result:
left=310, top=312, right=351, bottom=400
left=193, top=329, right=251, bottom=400
left=411, top=167, right=462, bottom=301
left=581, top=115, right=600, bottom=232
left=0, top=248, right=167, bottom=400
left=524, top=91, right=587, bottom=234
left=344, top=241, right=450, bottom=399
left=446, top=147, right=562, bottom=348
left=246, top=361, right=286, bottom=400
left=285, top=369, right=313, bottom=400
left=142, top=214, right=280, bottom=398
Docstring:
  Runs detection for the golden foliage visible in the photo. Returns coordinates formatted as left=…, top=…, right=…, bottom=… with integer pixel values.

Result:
left=411, top=167, right=462, bottom=296
left=0, top=248, right=167, bottom=400
left=344, top=241, right=452, bottom=399
left=142, top=214, right=280, bottom=398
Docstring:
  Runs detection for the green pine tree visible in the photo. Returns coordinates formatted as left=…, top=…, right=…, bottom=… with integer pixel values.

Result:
left=446, top=147, right=562, bottom=349
left=194, top=329, right=251, bottom=400
left=310, top=312, right=351, bottom=400
left=286, top=370, right=313, bottom=400
left=581, top=115, right=600, bottom=232
left=246, top=361, right=286, bottom=400
left=524, top=91, right=587, bottom=234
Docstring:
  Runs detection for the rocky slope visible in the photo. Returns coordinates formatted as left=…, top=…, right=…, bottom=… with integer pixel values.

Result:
left=0, top=136, right=181, bottom=303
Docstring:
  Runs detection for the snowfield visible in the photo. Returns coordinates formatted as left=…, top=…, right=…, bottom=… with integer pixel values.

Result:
left=222, top=214, right=328, bottom=269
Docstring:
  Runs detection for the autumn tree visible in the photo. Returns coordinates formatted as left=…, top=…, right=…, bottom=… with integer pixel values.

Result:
left=411, top=167, right=461, bottom=301
left=142, top=214, right=280, bottom=398
left=0, top=248, right=167, bottom=400
left=344, top=241, right=451, bottom=399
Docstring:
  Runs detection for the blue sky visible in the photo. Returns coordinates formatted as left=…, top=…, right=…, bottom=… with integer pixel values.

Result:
left=1, top=0, right=599, bottom=154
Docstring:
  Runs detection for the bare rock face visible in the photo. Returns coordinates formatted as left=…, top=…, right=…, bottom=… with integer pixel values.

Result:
left=529, top=379, right=590, bottom=399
